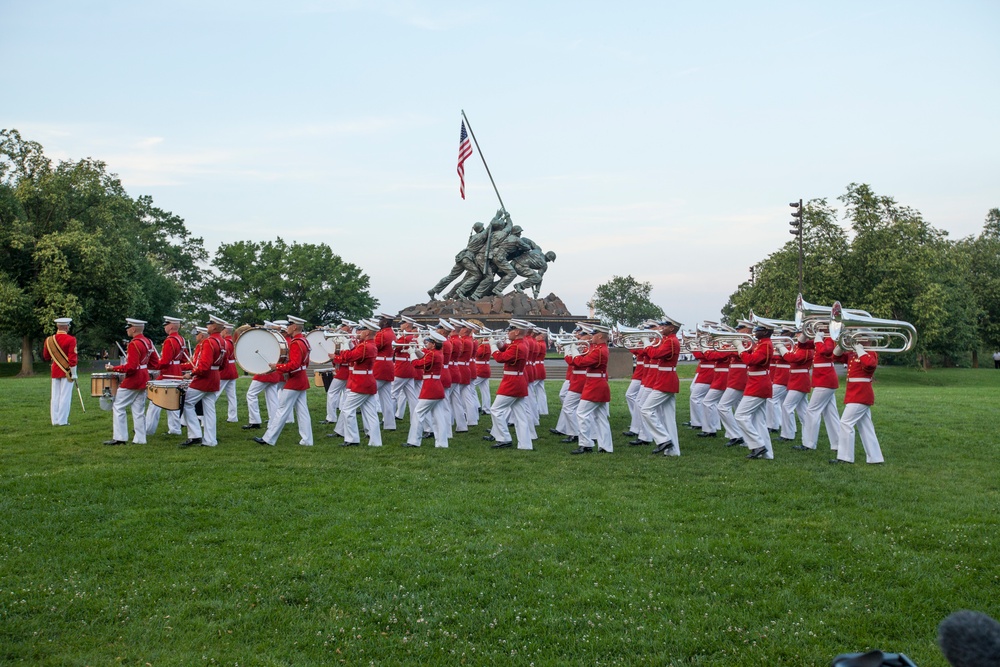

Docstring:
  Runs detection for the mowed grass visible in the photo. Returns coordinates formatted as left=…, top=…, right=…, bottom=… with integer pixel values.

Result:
left=1, top=368, right=998, bottom=666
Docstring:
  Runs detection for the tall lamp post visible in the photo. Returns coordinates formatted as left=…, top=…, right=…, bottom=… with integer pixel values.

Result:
left=789, top=199, right=804, bottom=294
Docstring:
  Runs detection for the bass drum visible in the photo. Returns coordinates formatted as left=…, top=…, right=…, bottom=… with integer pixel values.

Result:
left=306, top=329, right=333, bottom=364
left=234, top=328, right=288, bottom=375
left=232, top=324, right=253, bottom=343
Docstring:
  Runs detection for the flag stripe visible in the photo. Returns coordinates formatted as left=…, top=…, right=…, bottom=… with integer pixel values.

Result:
left=457, top=120, right=472, bottom=199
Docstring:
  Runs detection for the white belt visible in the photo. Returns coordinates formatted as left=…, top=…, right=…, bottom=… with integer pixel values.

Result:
left=428, top=374, right=441, bottom=379
left=790, top=369, right=809, bottom=373
left=715, top=368, right=729, bottom=372
left=774, top=364, right=789, bottom=368
left=657, top=367, right=677, bottom=372
left=747, top=371, right=768, bottom=376
left=636, top=362, right=645, bottom=367
left=352, top=369, right=373, bottom=375
left=376, top=356, right=392, bottom=361
left=228, top=360, right=236, bottom=365
left=299, top=365, right=308, bottom=371
left=139, top=364, right=147, bottom=369
left=503, top=370, right=522, bottom=376
left=848, top=377, right=872, bottom=383
left=572, top=370, right=586, bottom=375
left=701, top=365, right=715, bottom=369
left=814, top=363, right=833, bottom=368
left=731, top=364, right=746, bottom=369
left=585, top=372, right=607, bottom=378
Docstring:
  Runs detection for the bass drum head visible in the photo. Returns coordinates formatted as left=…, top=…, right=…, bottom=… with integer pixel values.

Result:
left=232, top=324, right=253, bottom=343
left=234, top=328, right=286, bottom=375
left=306, top=329, right=332, bottom=364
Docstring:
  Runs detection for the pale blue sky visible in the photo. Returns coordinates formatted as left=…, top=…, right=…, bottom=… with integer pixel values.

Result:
left=2, top=0, right=997, bottom=325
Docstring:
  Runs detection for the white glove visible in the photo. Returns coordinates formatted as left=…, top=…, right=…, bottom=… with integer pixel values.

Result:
left=70, top=366, right=78, bottom=380
left=734, top=340, right=748, bottom=353
left=853, top=343, right=866, bottom=357
left=775, top=343, right=787, bottom=356
left=408, top=346, right=419, bottom=360
left=796, top=332, right=807, bottom=344
left=832, top=345, right=844, bottom=357
left=489, top=341, right=499, bottom=354
left=814, top=331, right=824, bottom=344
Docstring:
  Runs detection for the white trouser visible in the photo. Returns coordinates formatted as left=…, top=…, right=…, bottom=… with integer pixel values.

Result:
left=701, top=388, right=724, bottom=434
left=464, top=381, right=480, bottom=426
left=837, top=403, right=883, bottom=463
left=326, top=377, right=347, bottom=423
left=450, top=384, right=469, bottom=431
left=50, top=378, right=73, bottom=425
left=246, top=380, right=279, bottom=425
left=736, top=395, right=771, bottom=458
left=262, top=388, right=313, bottom=445
left=635, top=386, right=653, bottom=441
left=182, top=387, right=218, bottom=445
left=640, top=390, right=679, bottom=454
left=523, top=381, right=539, bottom=427
left=577, top=400, right=612, bottom=452
left=146, top=399, right=182, bottom=435
left=340, top=390, right=382, bottom=446
left=376, top=380, right=396, bottom=430
left=112, top=387, right=147, bottom=443
left=718, top=388, right=744, bottom=440
left=766, top=384, right=787, bottom=431
left=472, top=376, right=491, bottom=411
left=490, top=393, right=533, bottom=449
left=781, top=389, right=809, bottom=439
left=802, top=387, right=840, bottom=450
left=407, top=398, right=450, bottom=447
left=533, top=380, right=549, bottom=416
left=556, top=389, right=581, bottom=437
left=625, top=379, right=643, bottom=433
left=689, top=380, right=710, bottom=428
left=216, top=378, right=238, bottom=422
left=392, top=377, right=418, bottom=421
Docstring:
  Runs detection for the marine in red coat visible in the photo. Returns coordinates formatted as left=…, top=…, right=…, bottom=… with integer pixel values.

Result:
left=331, top=323, right=382, bottom=447
left=566, top=327, right=613, bottom=454
left=833, top=338, right=884, bottom=464
left=104, top=318, right=160, bottom=446
left=485, top=321, right=535, bottom=450
left=639, top=317, right=684, bottom=455
left=255, top=315, right=314, bottom=446
left=43, top=317, right=78, bottom=426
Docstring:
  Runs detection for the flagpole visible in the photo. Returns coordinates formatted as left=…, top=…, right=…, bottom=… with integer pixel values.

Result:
left=461, top=109, right=505, bottom=212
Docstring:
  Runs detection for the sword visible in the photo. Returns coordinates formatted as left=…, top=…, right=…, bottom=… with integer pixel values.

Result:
left=74, top=377, right=86, bottom=413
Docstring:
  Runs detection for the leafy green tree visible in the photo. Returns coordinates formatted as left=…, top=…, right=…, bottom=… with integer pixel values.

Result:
left=957, top=208, right=1000, bottom=365
left=587, top=275, right=664, bottom=327
left=0, top=129, right=206, bottom=374
left=201, top=238, right=378, bottom=326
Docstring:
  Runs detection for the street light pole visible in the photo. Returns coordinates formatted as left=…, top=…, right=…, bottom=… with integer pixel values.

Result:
left=789, top=199, right=804, bottom=294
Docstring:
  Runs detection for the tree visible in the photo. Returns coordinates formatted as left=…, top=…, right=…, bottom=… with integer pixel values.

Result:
left=0, top=129, right=206, bottom=375
left=200, top=238, right=378, bottom=326
left=587, top=275, right=664, bottom=327
left=957, top=208, right=1000, bottom=365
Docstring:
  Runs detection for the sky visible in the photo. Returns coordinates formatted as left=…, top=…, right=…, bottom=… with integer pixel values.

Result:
left=1, top=0, right=998, bottom=326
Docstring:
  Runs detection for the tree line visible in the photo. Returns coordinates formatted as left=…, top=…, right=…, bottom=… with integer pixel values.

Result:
left=0, top=130, right=378, bottom=375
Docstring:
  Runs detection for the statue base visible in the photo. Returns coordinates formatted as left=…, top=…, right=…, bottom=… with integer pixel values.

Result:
left=399, top=292, right=591, bottom=332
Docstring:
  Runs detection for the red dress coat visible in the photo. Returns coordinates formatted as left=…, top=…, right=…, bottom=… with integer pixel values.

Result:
left=566, top=343, right=610, bottom=403
left=844, top=350, right=878, bottom=405
left=802, top=337, right=844, bottom=390
left=493, top=338, right=529, bottom=397
left=276, top=334, right=311, bottom=391
left=645, top=334, right=681, bottom=394
left=452, top=335, right=470, bottom=385
left=533, top=338, right=547, bottom=381
left=113, top=335, right=160, bottom=390
left=630, top=348, right=645, bottom=382
left=373, top=327, right=396, bottom=382
left=459, top=334, right=475, bottom=383
left=220, top=335, right=239, bottom=381
left=440, top=338, right=453, bottom=388
left=43, top=331, right=78, bottom=379
left=782, top=345, right=814, bottom=393
left=703, top=350, right=730, bottom=391
left=155, top=332, right=187, bottom=378
left=475, top=342, right=493, bottom=379
left=769, top=349, right=790, bottom=387
left=739, top=338, right=773, bottom=399
left=413, top=349, right=445, bottom=400
left=334, top=340, right=377, bottom=394
left=393, top=333, right=416, bottom=380
left=187, top=335, right=224, bottom=393
left=726, top=350, right=748, bottom=392
left=692, top=350, right=715, bottom=385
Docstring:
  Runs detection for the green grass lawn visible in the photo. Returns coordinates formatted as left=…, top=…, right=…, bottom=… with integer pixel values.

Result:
left=1, top=368, right=998, bottom=666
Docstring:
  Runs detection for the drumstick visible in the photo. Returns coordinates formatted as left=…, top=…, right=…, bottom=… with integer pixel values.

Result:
left=255, top=350, right=273, bottom=369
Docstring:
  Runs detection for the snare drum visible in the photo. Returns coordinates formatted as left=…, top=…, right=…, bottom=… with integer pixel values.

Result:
left=146, top=379, right=188, bottom=411
left=314, top=369, right=334, bottom=390
left=90, top=372, right=122, bottom=397
left=234, top=327, right=288, bottom=375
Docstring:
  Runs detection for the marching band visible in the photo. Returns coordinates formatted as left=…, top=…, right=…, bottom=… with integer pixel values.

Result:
left=46, top=294, right=915, bottom=465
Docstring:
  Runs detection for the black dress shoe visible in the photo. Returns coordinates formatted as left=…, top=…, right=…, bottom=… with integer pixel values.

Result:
left=725, top=437, right=745, bottom=447
left=241, top=423, right=261, bottom=430
left=598, top=448, right=612, bottom=453
left=549, top=428, right=565, bottom=435
left=621, top=430, right=638, bottom=437
left=179, top=438, right=202, bottom=447
left=697, top=431, right=717, bottom=438
left=829, top=458, right=852, bottom=464
left=768, top=428, right=779, bottom=434
left=421, top=432, right=432, bottom=439
left=482, top=434, right=496, bottom=442
left=652, top=441, right=674, bottom=454
left=560, top=436, right=579, bottom=443
left=746, top=447, right=768, bottom=459
left=252, top=437, right=271, bottom=446
left=570, top=446, right=593, bottom=454
left=791, top=444, right=810, bottom=451
left=401, top=442, right=420, bottom=448
left=681, top=421, right=691, bottom=427
left=102, top=439, right=127, bottom=446
left=325, top=432, right=343, bottom=438
left=779, top=436, right=795, bottom=442
left=340, top=441, right=360, bottom=447
left=689, top=424, right=702, bottom=430
left=491, top=441, right=512, bottom=449
left=629, top=439, right=651, bottom=446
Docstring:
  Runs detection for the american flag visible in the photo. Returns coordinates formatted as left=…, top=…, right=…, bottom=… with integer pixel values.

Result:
left=457, top=120, right=473, bottom=199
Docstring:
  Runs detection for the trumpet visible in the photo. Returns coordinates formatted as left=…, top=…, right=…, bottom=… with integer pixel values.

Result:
left=613, top=325, right=662, bottom=350
left=829, top=302, right=917, bottom=353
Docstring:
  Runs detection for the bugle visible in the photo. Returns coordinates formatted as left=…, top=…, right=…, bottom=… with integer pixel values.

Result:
left=613, top=325, right=662, bottom=350
left=829, top=302, right=916, bottom=353
left=795, top=294, right=871, bottom=337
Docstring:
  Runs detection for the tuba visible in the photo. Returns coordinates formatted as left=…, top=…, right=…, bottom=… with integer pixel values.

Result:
left=829, top=302, right=917, bottom=353
left=795, top=294, right=872, bottom=337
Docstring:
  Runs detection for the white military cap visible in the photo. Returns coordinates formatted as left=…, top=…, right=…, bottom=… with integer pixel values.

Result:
left=361, top=319, right=380, bottom=331
left=507, top=319, right=531, bottom=330
left=436, top=319, right=455, bottom=331
left=657, top=315, right=683, bottom=327
left=379, top=312, right=395, bottom=320
left=577, top=323, right=595, bottom=334
left=426, top=331, right=447, bottom=343
left=591, top=324, right=612, bottom=334
left=54, top=317, right=73, bottom=325
left=209, top=315, right=227, bottom=326
left=263, top=320, right=276, bottom=329
left=163, top=316, right=183, bottom=324
left=195, top=326, right=208, bottom=334
left=401, top=315, right=419, bottom=326
left=736, top=319, right=753, bottom=329
left=126, top=318, right=147, bottom=327
left=287, top=315, right=307, bottom=326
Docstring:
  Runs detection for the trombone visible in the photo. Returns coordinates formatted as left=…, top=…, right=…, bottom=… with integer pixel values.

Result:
left=829, top=302, right=917, bottom=353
